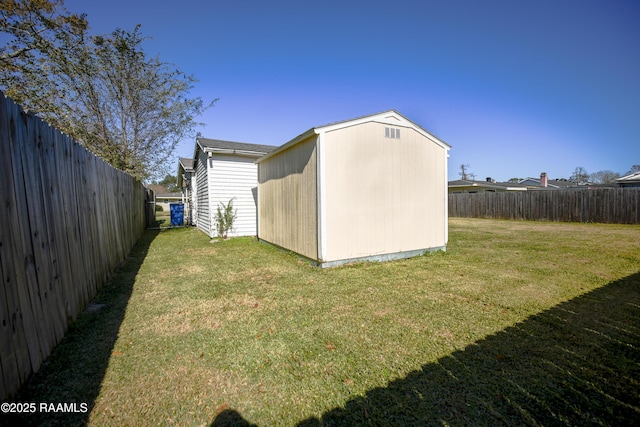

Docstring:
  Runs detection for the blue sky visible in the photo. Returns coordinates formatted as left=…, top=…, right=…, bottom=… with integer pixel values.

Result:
left=64, top=0, right=639, bottom=181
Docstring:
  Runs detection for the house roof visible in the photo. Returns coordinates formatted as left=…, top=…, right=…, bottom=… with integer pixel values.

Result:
left=196, top=138, right=276, bottom=157
left=179, top=157, right=194, bottom=171
left=448, top=179, right=528, bottom=191
left=547, top=179, right=573, bottom=188
left=155, top=192, right=182, bottom=199
left=616, top=171, right=640, bottom=183
left=256, top=110, right=450, bottom=163
left=147, top=184, right=171, bottom=194
left=518, top=177, right=572, bottom=189
left=177, top=157, right=195, bottom=188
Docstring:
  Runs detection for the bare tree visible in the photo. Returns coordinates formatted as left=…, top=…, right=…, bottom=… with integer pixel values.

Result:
left=590, top=170, right=620, bottom=184
left=569, top=166, right=590, bottom=185
left=459, top=164, right=475, bottom=180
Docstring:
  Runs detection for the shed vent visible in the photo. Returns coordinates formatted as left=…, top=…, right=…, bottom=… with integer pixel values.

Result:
left=385, top=127, right=400, bottom=139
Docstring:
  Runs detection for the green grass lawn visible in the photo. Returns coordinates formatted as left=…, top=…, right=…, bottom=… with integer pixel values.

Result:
left=154, top=209, right=171, bottom=227
left=6, top=218, right=640, bottom=426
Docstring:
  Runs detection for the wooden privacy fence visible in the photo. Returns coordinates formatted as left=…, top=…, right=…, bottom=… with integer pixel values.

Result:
left=0, top=93, right=149, bottom=401
left=449, top=188, right=640, bottom=224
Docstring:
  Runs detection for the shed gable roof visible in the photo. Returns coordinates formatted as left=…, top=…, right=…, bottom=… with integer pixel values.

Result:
left=315, top=110, right=446, bottom=144
left=257, top=110, right=450, bottom=163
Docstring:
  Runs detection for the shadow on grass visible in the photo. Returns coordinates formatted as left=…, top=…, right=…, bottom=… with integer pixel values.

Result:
left=1, top=229, right=159, bottom=427
left=293, top=271, right=640, bottom=426
left=207, top=273, right=640, bottom=426
left=210, top=409, right=258, bottom=427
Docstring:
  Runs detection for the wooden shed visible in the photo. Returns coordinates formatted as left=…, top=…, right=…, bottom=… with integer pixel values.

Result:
left=193, top=138, right=275, bottom=237
left=256, top=110, right=451, bottom=267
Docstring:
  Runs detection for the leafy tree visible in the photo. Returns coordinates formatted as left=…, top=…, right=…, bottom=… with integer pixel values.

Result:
left=0, top=1, right=213, bottom=182
left=156, top=174, right=177, bottom=192
left=569, top=166, right=590, bottom=185
left=590, top=170, right=620, bottom=184
left=0, top=1, right=87, bottom=118
left=0, top=0, right=86, bottom=63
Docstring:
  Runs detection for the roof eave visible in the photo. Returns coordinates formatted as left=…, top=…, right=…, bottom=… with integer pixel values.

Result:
left=178, top=158, right=195, bottom=173
left=256, top=110, right=450, bottom=164
left=256, top=128, right=318, bottom=163
left=204, top=147, right=269, bottom=157
left=316, top=110, right=451, bottom=151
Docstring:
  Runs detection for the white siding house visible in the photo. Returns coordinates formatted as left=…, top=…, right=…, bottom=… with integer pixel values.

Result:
left=193, top=138, right=275, bottom=238
left=616, top=171, right=640, bottom=188
left=257, top=110, right=451, bottom=267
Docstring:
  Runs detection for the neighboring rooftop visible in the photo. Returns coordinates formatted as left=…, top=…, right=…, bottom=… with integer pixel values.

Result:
left=448, top=179, right=528, bottom=192
left=617, top=171, right=640, bottom=184
left=196, top=138, right=276, bottom=155
left=178, top=157, right=195, bottom=171
left=517, top=177, right=574, bottom=189
left=155, top=192, right=182, bottom=198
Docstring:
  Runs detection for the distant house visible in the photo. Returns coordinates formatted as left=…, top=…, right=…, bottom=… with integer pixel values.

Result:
left=177, top=157, right=196, bottom=224
left=518, top=173, right=573, bottom=189
left=448, top=173, right=586, bottom=193
left=448, top=178, right=528, bottom=193
left=192, top=138, right=276, bottom=237
left=257, top=110, right=450, bottom=267
left=154, top=193, right=182, bottom=212
left=147, top=184, right=182, bottom=211
left=616, top=171, right=640, bottom=188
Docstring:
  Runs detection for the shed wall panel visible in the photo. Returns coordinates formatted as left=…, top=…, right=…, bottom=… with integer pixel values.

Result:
left=323, top=122, right=447, bottom=261
left=210, top=154, right=259, bottom=237
left=258, top=136, right=318, bottom=259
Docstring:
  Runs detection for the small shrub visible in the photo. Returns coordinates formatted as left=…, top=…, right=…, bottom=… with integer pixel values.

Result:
left=214, top=198, right=237, bottom=239
left=155, top=204, right=163, bottom=212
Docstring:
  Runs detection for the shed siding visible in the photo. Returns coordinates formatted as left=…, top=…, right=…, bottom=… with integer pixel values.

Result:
left=258, top=136, right=318, bottom=260
left=323, top=121, right=446, bottom=262
left=210, top=154, right=259, bottom=237
left=195, top=148, right=211, bottom=236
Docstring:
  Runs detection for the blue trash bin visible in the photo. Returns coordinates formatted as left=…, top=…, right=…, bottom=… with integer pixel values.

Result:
left=170, top=203, right=184, bottom=226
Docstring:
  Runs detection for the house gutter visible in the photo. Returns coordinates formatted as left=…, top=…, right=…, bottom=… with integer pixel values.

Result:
left=205, top=148, right=267, bottom=157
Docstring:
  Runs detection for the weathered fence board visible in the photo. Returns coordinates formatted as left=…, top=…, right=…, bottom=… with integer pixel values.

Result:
left=0, top=93, right=147, bottom=401
left=4, top=104, right=45, bottom=379
left=449, top=189, right=640, bottom=224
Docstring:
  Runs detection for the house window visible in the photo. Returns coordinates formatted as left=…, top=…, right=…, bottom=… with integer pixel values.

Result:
left=385, top=127, right=400, bottom=139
